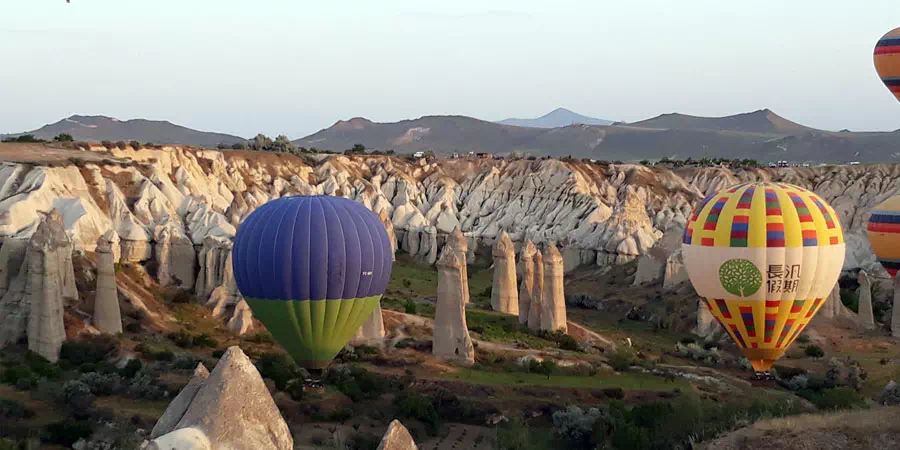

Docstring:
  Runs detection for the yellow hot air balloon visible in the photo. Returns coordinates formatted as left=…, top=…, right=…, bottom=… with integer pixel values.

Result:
left=874, top=27, right=900, bottom=104
left=682, top=182, right=845, bottom=377
left=867, top=195, right=900, bottom=278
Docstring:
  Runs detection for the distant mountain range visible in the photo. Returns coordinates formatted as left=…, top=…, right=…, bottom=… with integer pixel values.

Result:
left=297, top=109, right=899, bottom=162
left=7, top=110, right=899, bottom=162
left=498, top=108, right=613, bottom=128
left=4, top=115, right=245, bottom=147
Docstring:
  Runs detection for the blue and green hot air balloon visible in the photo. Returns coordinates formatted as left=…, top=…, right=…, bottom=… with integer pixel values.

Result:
left=233, top=196, right=393, bottom=371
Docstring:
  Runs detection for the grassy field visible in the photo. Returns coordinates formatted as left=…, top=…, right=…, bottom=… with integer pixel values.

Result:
left=385, top=255, right=493, bottom=304
left=441, top=368, right=690, bottom=391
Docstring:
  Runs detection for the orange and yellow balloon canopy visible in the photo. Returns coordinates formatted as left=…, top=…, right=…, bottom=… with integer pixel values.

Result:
left=682, top=182, right=845, bottom=373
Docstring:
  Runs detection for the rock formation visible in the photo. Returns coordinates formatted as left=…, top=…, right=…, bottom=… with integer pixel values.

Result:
left=893, top=276, right=900, bottom=338
left=633, top=225, right=684, bottom=286
left=0, top=239, right=29, bottom=344
left=490, top=231, right=518, bottom=315
left=540, top=242, right=567, bottom=332
left=151, top=363, right=209, bottom=438
left=376, top=420, right=418, bottom=450
left=858, top=270, right=876, bottom=331
left=663, top=249, right=689, bottom=289
left=378, top=209, right=397, bottom=261
left=527, top=249, right=544, bottom=331
left=517, top=241, right=538, bottom=325
left=696, top=298, right=720, bottom=337
left=226, top=299, right=253, bottom=335
left=196, top=237, right=233, bottom=301
left=147, top=347, right=293, bottom=450
left=353, top=301, right=386, bottom=345
left=153, top=224, right=196, bottom=288
left=93, top=230, right=122, bottom=334
left=27, top=210, right=75, bottom=362
left=446, top=229, right=469, bottom=304
left=433, top=236, right=475, bottom=365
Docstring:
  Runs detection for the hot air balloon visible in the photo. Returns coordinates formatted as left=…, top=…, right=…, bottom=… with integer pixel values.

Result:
left=682, top=182, right=845, bottom=378
left=232, top=196, right=393, bottom=375
left=875, top=27, right=900, bottom=104
left=867, top=196, right=900, bottom=277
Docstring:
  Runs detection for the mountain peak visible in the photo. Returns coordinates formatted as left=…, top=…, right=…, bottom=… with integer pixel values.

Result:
left=499, top=108, right=612, bottom=128
left=14, top=114, right=244, bottom=146
left=632, top=109, right=814, bottom=134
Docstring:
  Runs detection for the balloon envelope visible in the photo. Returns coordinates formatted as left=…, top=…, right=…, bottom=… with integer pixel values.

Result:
left=682, top=182, right=845, bottom=373
left=232, top=196, right=393, bottom=369
left=867, top=195, right=900, bottom=278
left=875, top=27, right=900, bottom=104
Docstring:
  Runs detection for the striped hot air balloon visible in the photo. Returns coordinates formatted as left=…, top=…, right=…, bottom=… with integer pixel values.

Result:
left=867, top=196, right=900, bottom=278
left=233, top=196, right=393, bottom=370
left=682, top=182, right=845, bottom=376
left=875, top=27, right=900, bottom=104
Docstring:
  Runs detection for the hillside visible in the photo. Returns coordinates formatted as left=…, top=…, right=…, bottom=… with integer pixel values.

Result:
left=498, top=107, right=613, bottom=128
left=297, top=111, right=900, bottom=163
left=631, top=109, right=815, bottom=134
left=8, top=115, right=246, bottom=147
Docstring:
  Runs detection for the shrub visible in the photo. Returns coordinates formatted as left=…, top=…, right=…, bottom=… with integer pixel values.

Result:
left=285, top=378, right=304, bottom=401
left=796, top=334, right=811, bottom=344
left=114, top=141, right=127, bottom=150
left=129, top=140, right=140, bottom=149
left=78, top=372, right=123, bottom=396
left=245, top=331, right=274, bottom=343
left=552, top=405, right=606, bottom=449
left=136, top=343, right=175, bottom=361
left=172, top=354, right=202, bottom=370
left=125, top=374, right=167, bottom=400
left=256, top=352, right=302, bottom=391
left=537, top=330, right=581, bottom=351
left=54, top=133, right=74, bottom=142
left=496, top=418, right=548, bottom=450
left=403, top=299, right=417, bottom=314
left=119, top=359, right=143, bottom=379
left=805, top=344, right=825, bottom=358
left=212, top=350, right=225, bottom=359
left=14, top=375, right=37, bottom=391
left=324, top=365, right=393, bottom=402
left=879, top=381, right=900, bottom=406
left=60, top=337, right=117, bottom=366
left=0, top=399, right=35, bottom=420
left=784, top=374, right=809, bottom=391
left=526, top=360, right=557, bottom=379
left=62, top=380, right=95, bottom=410
left=800, top=387, right=864, bottom=410
left=1, top=366, right=33, bottom=387
left=679, top=337, right=696, bottom=345
left=101, top=140, right=114, bottom=149
left=347, top=432, right=381, bottom=450
left=608, top=348, right=636, bottom=372
left=393, top=392, right=440, bottom=435
left=44, top=420, right=95, bottom=447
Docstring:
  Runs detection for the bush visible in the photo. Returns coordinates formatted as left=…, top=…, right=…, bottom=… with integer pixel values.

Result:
left=324, top=365, right=393, bottom=402
left=125, top=374, right=167, bottom=400
left=114, top=141, right=127, bottom=150
left=1, top=366, right=34, bottom=387
left=60, top=337, right=118, bottom=366
left=101, top=140, right=114, bottom=149
left=796, top=334, right=811, bottom=344
left=78, top=372, right=123, bottom=396
left=805, top=344, right=825, bottom=358
left=537, top=330, right=581, bottom=352
left=245, top=332, right=274, bottom=343
left=403, top=299, right=417, bottom=314
left=172, top=354, right=202, bottom=370
left=496, top=418, right=549, bottom=450
left=0, top=399, right=35, bottom=420
left=800, top=387, right=864, bottom=410
left=285, top=378, right=304, bottom=401
left=784, top=374, right=809, bottom=391
left=393, top=392, right=440, bottom=435
left=256, top=352, right=302, bottom=391
left=44, top=420, right=95, bottom=447
left=129, top=140, right=140, bottom=149
left=526, top=360, right=557, bottom=379
left=879, top=381, right=900, bottom=406
left=552, top=405, right=606, bottom=449
left=608, top=349, right=636, bottom=372
left=212, top=349, right=225, bottom=359
left=54, top=133, right=74, bottom=142
left=62, top=380, right=95, bottom=410
left=120, top=359, right=143, bottom=379
left=347, top=432, right=381, bottom=450
left=135, top=343, right=175, bottom=361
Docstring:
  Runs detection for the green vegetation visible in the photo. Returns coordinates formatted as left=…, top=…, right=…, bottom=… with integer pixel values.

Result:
left=54, top=133, right=74, bottom=142
left=256, top=352, right=304, bottom=391
left=324, top=366, right=397, bottom=402
left=443, top=367, right=686, bottom=391
left=167, top=330, right=218, bottom=349
left=805, top=344, right=825, bottom=358
left=44, top=420, right=95, bottom=447
left=496, top=418, right=554, bottom=450
left=393, top=391, right=440, bottom=436
left=2, top=134, right=45, bottom=143
left=59, top=337, right=118, bottom=367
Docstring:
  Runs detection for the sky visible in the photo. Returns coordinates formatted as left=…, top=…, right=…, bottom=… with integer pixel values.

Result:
left=1, top=0, right=899, bottom=138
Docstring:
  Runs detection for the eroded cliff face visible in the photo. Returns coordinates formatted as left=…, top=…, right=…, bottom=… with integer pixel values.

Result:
left=0, top=146, right=893, bottom=295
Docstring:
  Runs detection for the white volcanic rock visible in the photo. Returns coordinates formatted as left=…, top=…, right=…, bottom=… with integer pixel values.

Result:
left=27, top=210, right=74, bottom=362
left=93, top=231, right=122, bottom=334
left=663, top=248, right=690, bottom=289
left=518, top=241, right=538, bottom=325
left=147, top=347, right=292, bottom=450
left=433, top=236, right=475, bottom=365
left=353, top=301, right=386, bottom=345
left=226, top=300, right=253, bottom=335
left=151, top=363, right=210, bottom=438
left=540, top=242, right=566, bottom=332
left=153, top=223, right=195, bottom=288
left=858, top=270, right=876, bottom=331
left=0, top=238, right=27, bottom=299
left=379, top=209, right=397, bottom=260
left=196, top=237, right=234, bottom=302
left=376, top=420, right=418, bottom=450
left=106, top=180, right=152, bottom=262
left=696, top=299, right=720, bottom=337
left=490, top=231, right=519, bottom=315
left=634, top=225, right=684, bottom=286
left=527, top=249, right=544, bottom=331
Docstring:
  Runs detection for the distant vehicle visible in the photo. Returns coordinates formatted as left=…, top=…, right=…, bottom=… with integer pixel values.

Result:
left=849, top=161, right=861, bottom=165
left=476, top=152, right=490, bottom=159
left=412, top=151, right=425, bottom=158
left=451, top=153, right=460, bottom=159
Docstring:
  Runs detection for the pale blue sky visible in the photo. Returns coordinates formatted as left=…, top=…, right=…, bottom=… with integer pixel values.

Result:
left=2, top=0, right=899, bottom=138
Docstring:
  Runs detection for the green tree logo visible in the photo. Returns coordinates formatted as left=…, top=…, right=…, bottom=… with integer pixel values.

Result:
left=718, top=259, right=762, bottom=297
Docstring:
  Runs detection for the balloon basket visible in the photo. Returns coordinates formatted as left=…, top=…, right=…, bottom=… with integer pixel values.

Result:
left=749, top=372, right=776, bottom=387
left=302, top=369, right=326, bottom=394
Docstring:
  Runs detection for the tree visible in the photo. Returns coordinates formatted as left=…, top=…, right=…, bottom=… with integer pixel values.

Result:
left=54, top=133, right=74, bottom=142
left=129, top=140, right=141, bottom=149
left=270, top=135, right=296, bottom=153
left=718, top=259, right=762, bottom=297
left=231, top=142, right=246, bottom=150
left=345, top=143, right=366, bottom=155
left=2, top=134, right=45, bottom=143
left=423, top=150, right=435, bottom=158
left=216, top=143, right=229, bottom=150
left=248, top=133, right=273, bottom=151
